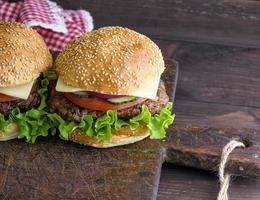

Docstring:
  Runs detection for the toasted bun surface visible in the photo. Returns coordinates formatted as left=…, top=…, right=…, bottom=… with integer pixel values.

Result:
left=69, top=124, right=150, bottom=148
left=0, top=123, right=18, bottom=141
left=0, top=21, right=52, bottom=87
left=55, top=26, right=165, bottom=99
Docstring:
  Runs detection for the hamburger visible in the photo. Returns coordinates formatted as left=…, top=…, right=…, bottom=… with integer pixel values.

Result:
left=48, top=26, right=175, bottom=148
left=0, top=21, right=52, bottom=142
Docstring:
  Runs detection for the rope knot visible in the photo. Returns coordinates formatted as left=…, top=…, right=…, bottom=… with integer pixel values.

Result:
left=217, top=140, right=245, bottom=200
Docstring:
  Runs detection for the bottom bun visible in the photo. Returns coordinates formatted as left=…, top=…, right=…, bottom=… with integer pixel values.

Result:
left=0, top=123, right=18, bottom=141
left=69, top=124, right=150, bottom=148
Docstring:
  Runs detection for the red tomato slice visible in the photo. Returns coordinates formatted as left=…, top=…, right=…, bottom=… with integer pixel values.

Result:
left=0, top=94, right=17, bottom=103
left=63, top=93, right=146, bottom=111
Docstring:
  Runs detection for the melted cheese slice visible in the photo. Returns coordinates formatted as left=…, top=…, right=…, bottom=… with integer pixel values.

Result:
left=0, top=80, right=34, bottom=100
left=56, top=78, right=86, bottom=92
left=56, top=77, right=160, bottom=99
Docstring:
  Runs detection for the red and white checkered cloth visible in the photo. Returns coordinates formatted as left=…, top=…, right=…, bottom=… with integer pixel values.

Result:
left=0, top=0, right=93, bottom=51
left=0, top=1, right=22, bottom=21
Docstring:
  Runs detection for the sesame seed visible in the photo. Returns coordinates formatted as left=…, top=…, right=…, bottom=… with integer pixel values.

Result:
left=0, top=21, right=51, bottom=87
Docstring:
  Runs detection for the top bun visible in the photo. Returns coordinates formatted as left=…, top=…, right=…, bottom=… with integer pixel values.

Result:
left=55, top=26, right=165, bottom=99
left=0, top=21, right=52, bottom=87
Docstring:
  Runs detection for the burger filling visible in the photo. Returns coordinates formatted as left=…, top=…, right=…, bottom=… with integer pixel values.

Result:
left=47, top=79, right=174, bottom=141
left=0, top=72, right=55, bottom=143
left=0, top=82, right=41, bottom=117
left=48, top=81, right=170, bottom=121
left=0, top=71, right=175, bottom=143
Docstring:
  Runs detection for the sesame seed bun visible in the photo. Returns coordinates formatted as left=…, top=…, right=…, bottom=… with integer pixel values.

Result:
left=69, top=124, right=150, bottom=148
left=0, top=21, right=52, bottom=87
left=55, top=26, right=164, bottom=99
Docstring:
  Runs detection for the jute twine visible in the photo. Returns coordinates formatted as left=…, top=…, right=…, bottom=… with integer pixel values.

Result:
left=217, top=140, right=245, bottom=200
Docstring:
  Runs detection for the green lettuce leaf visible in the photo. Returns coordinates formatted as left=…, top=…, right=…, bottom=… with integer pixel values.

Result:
left=10, top=108, right=52, bottom=143
left=129, top=105, right=151, bottom=129
left=37, top=78, right=49, bottom=110
left=0, top=114, right=11, bottom=132
left=50, top=102, right=175, bottom=142
left=148, top=103, right=175, bottom=139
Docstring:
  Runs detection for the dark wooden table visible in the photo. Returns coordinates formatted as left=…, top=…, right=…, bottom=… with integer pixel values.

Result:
left=53, top=1, right=260, bottom=199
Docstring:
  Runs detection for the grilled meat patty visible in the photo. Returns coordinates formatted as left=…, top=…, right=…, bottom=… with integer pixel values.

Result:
left=0, top=81, right=41, bottom=117
left=48, top=80, right=169, bottom=122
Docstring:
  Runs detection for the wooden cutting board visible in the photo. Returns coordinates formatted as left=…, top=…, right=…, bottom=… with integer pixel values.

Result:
left=0, top=59, right=259, bottom=200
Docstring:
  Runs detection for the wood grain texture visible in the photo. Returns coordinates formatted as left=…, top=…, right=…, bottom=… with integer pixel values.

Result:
left=160, top=42, right=260, bottom=177
left=0, top=138, right=164, bottom=200
left=54, top=0, right=260, bottom=48
left=169, top=42, right=260, bottom=130
left=164, top=125, right=260, bottom=177
left=158, top=164, right=260, bottom=200
left=173, top=44, right=260, bottom=108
